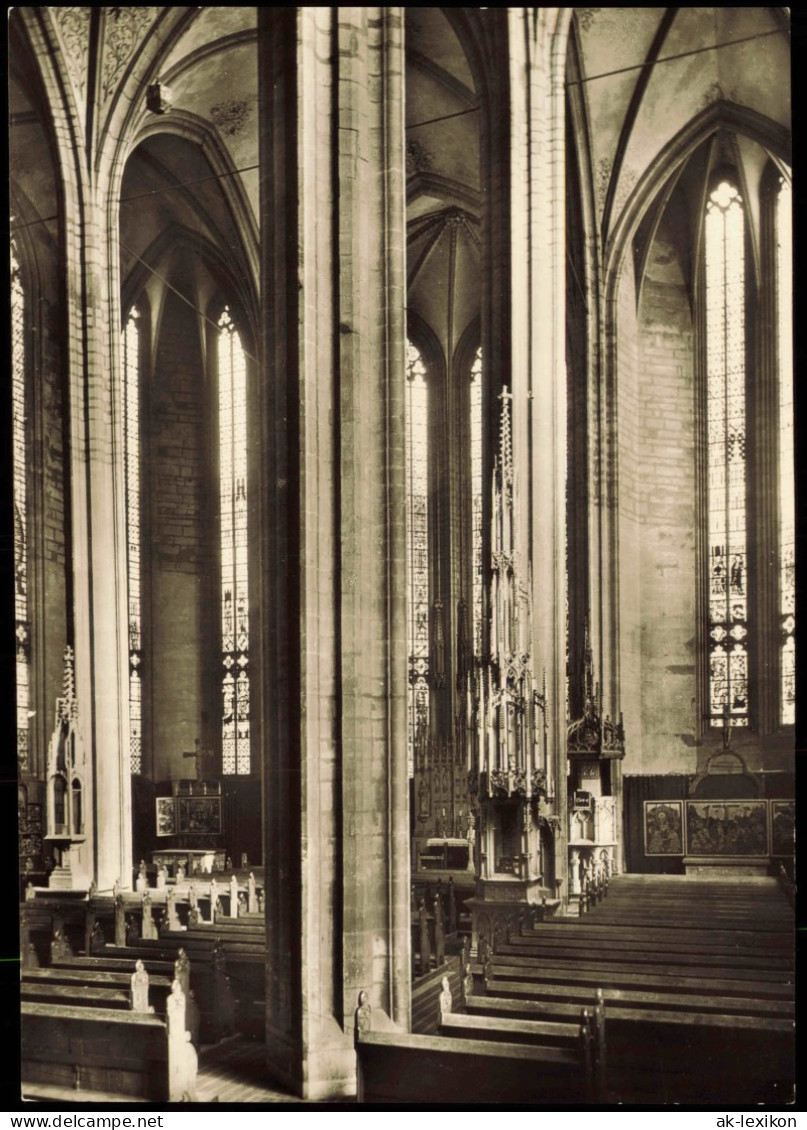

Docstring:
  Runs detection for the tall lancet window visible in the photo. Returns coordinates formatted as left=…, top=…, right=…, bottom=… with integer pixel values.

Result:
left=776, top=178, right=794, bottom=725
left=406, top=341, right=430, bottom=775
left=11, top=242, right=29, bottom=772
left=470, top=347, right=484, bottom=659
left=218, top=308, right=251, bottom=774
left=122, top=309, right=143, bottom=774
left=705, top=181, right=748, bottom=727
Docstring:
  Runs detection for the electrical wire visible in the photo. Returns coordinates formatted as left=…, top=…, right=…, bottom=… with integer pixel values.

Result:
left=566, top=29, right=781, bottom=87
left=115, top=233, right=260, bottom=367
left=9, top=28, right=786, bottom=232
left=10, top=163, right=261, bottom=234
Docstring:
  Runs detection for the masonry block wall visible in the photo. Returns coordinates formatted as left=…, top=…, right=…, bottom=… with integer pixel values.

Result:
left=617, top=257, right=642, bottom=770
left=619, top=221, right=697, bottom=777
left=635, top=232, right=696, bottom=773
left=147, top=282, right=210, bottom=781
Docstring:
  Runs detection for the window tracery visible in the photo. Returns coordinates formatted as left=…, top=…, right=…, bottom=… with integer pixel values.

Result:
left=406, top=340, right=430, bottom=775
left=776, top=178, right=794, bottom=726
left=470, top=347, right=484, bottom=660
left=705, top=181, right=748, bottom=727
left=12, top=241, right=29, bottom=772
left=218, top=308, right=251, bottom=775
left=122, top=309, right=142, bottom=773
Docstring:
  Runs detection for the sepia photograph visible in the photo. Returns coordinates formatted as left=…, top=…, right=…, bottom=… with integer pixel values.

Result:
left=9, top=5, right=794, bottom=1112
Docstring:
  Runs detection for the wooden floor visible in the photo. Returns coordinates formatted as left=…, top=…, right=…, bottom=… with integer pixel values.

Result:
left=197, top=1037, right=304, bottom=1104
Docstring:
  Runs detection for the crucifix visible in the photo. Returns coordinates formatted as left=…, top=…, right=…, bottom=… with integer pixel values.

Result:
left=182, top=738, right=214, bottom=781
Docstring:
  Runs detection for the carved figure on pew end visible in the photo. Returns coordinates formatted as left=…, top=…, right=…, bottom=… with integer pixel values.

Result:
left=462, top=950, right=473, bottom=1006
left=438, top=976, right=453, bottom=1024
left=87, top=879, right=97, bottom=900
left=355, top=990, right=372, bottom=1043
left=156, top=867, right=167, bottom=891
left=257, top=889, right=264, bottom=914
left=418, top=898, right=431, bottom=974
left=113, top=877, right=121, bottom=899
left=125, top=914, right=140, bottom=946
left=238, top=891, right=248, bottom=916
left=167, top=979, right=199, bottom=1103
left=461, top=953, right=474, bottom=1007
left=478, top=934, right=489, bottom=964
left=166, top=887, right=181, bottom=931
left=90, top=919, right=106, bottom=954
left=175, top=947, right=191, bottom=995
left=142, top=890, right=158, bottom=940
left=447, top=876, right=457, bottom=934
left=130, top=959, right=155, bottom=1014
left=229, top=875, right=239, bottom=918
left=434, top=894, right=446, bottom=965
left=115, top=893, right=127, bottom=946
left=24, top=941, right=40, bottom=969
left=247, top=872, right=257, bottom=914
left=580, top=1008, right=595, bottom=1100
left=25, top=882, right=35, bottom=902
left=51, top=928, right=73, bottom=962
left=188, top=905, right=201, bottom=927
left=593, top=989, right=607, bottom=1101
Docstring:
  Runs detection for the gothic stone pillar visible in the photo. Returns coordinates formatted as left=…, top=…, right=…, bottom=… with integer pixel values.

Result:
left=259, top=7, right=409, bottom=1101
left=508, top=9, right=572, bottom=904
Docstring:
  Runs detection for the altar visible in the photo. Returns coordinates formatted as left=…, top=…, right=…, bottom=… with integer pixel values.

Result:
left=151, top=848, right=220, bottom=876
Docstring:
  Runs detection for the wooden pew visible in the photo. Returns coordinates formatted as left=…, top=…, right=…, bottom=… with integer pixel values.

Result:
left=506, top=930, right=794, bottom=962
left=463, top=988, right=793, bottom=1104
left=21, top=981, right=197, bottom=1103
left=491, top=876, right=795, bottom=1103
left=411, top=957, right=462, bottom=1035
left=468, top=987, right=795, bottom=1021
left=440, top=1010, right=583, bottom=1047
left=21, top=982, right=132, bottom=1010
left=489, top=952, right=791, bottom=985
left=116, top=921, right=265, bottom=1033
left=498, top=940, right=793, bottom=973
left=522, top=922, right=792, bottom=952
left=356, top=1029, right=595, bottom=1105
left=40, top=954, right=201, bottom=1046
left=99, top=942, right=236, bottom=1041
left=355, top=985, right=599, bottom=1104
left=483, top=961, right=793, bottom=1001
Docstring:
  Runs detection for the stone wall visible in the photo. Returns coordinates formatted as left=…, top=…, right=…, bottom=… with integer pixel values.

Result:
left=618, top=226, right=697, bottom=776
left=635, top=243, right=696, bottom=773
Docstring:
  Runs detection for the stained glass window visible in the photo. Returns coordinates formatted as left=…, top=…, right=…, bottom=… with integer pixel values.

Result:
left=122, top=310, right=142, bottom=774
left=12, top=242, right=29, bottom=772
left=406, top=341, right=430, bottom=775
left=776, top=178, right=795, bottom=725
left=218, top=308, right=251, bottom=775
left=470, top=347, right=484, bottom=659
left=705, top=181, right=748, bottom=727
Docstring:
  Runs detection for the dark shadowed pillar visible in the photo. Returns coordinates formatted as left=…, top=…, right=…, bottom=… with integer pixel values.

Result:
left=259, top=7, right=409, bottom=1101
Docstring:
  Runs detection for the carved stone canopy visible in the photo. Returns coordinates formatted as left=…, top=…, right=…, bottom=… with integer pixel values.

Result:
left=567, top=619, right=625, bottom=760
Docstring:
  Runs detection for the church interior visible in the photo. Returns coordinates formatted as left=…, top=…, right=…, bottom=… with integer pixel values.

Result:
left=10, top=6, right=794, bottom=1107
